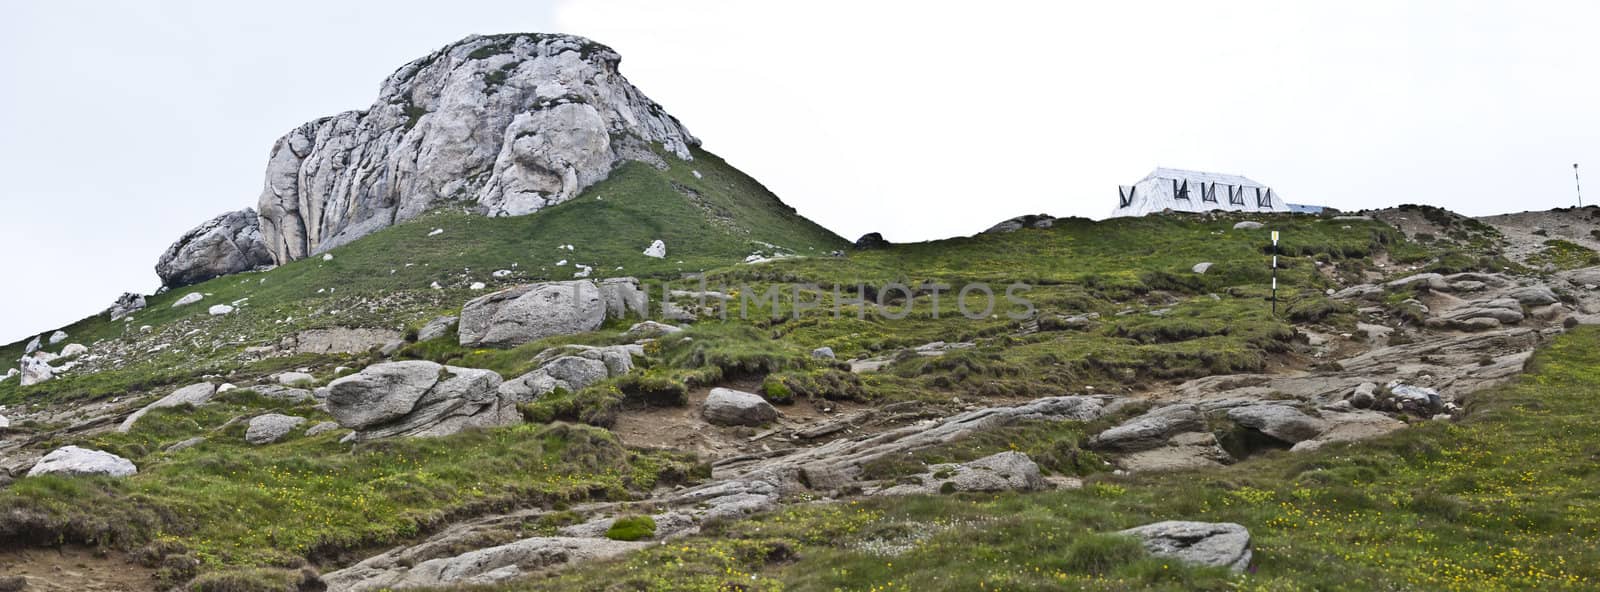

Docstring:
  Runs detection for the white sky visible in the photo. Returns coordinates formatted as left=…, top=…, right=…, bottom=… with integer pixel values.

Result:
left=3, top=0, right=1597, bottom=344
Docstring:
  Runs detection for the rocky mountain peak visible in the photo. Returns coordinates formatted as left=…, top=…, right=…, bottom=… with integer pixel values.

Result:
left=158, top=33, right=700, bottom=287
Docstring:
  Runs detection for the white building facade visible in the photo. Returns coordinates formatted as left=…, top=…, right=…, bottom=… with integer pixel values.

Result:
left=1111, top=168, right=1289, bottom=217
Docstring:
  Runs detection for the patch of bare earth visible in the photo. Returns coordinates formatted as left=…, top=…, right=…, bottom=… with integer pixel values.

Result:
left=0, top=546, right=157, bottom=591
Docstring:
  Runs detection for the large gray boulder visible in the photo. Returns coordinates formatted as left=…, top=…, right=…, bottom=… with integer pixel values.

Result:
left=701, top=387, right=778, bottom=426
left=291, top=328, right=406, bottom=355
left=155, top=208, right=273, bottom=287
left=26, top=446, right=137, bottom=478
left=417, top=316, right=459, bottom=342
left=119, top=382, right=217, bottom=432
left=326, top=361, right=515, bottom=439
left=246, top=414, right=307, bottom=445
left=106, top=292, right=146, bottom=321
left=1119, top=521, right=1252, bottom=572
left=499, top=344, right=639, bottom=402
left=1089, top=404, right=1206, bottom=452
left=322, top=536, right=649, bottom=591
left=458, top=280, right=607, bottom=347
left=1226, top=404, right=1328, bottom=444
left=256, top=34, right=698, bottom=263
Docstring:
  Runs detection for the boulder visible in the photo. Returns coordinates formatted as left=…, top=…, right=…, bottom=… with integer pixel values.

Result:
left=1506, top=285, right=1559, bottom=306
left=0, top=415, right=9, bottom=429
left=854, top=232, right=889, bottom=250
left=246, top=414, right=306, bottom=444
left=172, top=292, right=204, bottom=308
left=26, top=446, right=137, bottom=478
left=253, top=385, right=314, bottom=403
left=208, top=304, right=235, bottom=316
left=622, top=321, right=680, bottom=340
left=643, top=239, right=666, bottom=258
left=155, top=208, right=274, bottom=287
left=291, top=327, right=405, bottom=354
left=165, top=437, right=206, bottom=453
left=458, top=281, right=606, bottom=347
left=326, top=361, right=515, bottom=439
left=1118, top=521, right=1251, bottom=572
left=811, top=346, right=835, bottom=359
left=702, top=387, right=778, bottom=426
left=417, top=316, right=459, bottom=342
left=598, top=277, right=648, bottom=319
left=983, top=214, right=1056, bottom=234
left=107, top=292, right=146, bottom=320
left=59, top=343, right=88, bottom=358
left=275, top=372, right=315, bottom=386
left=23, top=335, right=40, bottom=354
left=18, top=356, right=54, bottom=387
left=1232, top=221, right=1263, bottom=230
left=119, top=383, right=217, bottom=432
left=1347, top=382, right=1378, bottom=409
left=321, top=536, right=649, bottom=591
left=499, top=345, right=638, bottom=402
left=48, top=330, right=67, bottom=345
left=305, top=421, right=343, bottom=437
left=1191, top=262, right=1212, bottom=274
left=1089, top=404, right=1206, bottom=452
left=1226, top=404, right=1328, bottom=444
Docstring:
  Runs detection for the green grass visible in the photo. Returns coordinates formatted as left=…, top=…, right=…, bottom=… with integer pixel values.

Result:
left=538, top=326, right=1600, bottom=591
left=1526, top=239, right=1600, bottom=270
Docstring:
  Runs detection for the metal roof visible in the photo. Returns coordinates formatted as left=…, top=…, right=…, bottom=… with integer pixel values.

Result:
left=1140, top=167, right=1267, bottom=189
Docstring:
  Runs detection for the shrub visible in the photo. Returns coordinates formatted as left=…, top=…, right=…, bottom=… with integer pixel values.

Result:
left=605, top=515, right=657, bottom=541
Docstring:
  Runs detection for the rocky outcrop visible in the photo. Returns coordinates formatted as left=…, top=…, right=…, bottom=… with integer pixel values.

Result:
left=853, top=232, right=889, bottom=249
left=324, top=536, right=648, bottom=591
left=119, top=382, right=217, bottom=432
left=872, top=451, right=1047, bottom=496
left=498, top=345, right=638, bottom=402
left=459, top=279, right=643, bottom=347
left=255, top=34, right=697, bottom=264
left=983, top=214, right=1056, bottom=234
left=417, top=316, right=458, bottom=342
left=155, top=209, right=273, bottom=287
left=326, top=361, right=515, bottom=440
left=1226, top=404, right=1327, bottom=444
left=1118, top=521, right=1251, bottom=572
left=701, top=387, right=778, bottom=426
left=289, top=328, right=405, bottom=355
left=26, top=446, right=137, bottom=478
left=18, top=356, right=54, bottom=387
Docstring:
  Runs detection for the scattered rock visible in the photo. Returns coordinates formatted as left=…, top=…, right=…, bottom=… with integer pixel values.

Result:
left=305, top=421, right=343, bottom=437
left=499, top=345, right=638, bottom=402
left=246, top=414, right=306, bottom=444
left=276, top=372, right=315, bottom=386
left=165, top=437, right=206, bottom=453
left=119, top=383, right=217, bottom=432
left=1119, top=521, right=1251, bottom=572
left=1232, top=221, right=1263, bottom=230
left=811, top=346, right=835, bottom=359
left=253, top=385, right=314, bottom=403
left=26, top=446, right=137, bottom=478
left=58, top=343, right=87, bottom=358
left=208, top=304, right=235, bottom=316
left=172, top=292, right=204, bottom=307
left=702, top=387, right=779, bottom=426
left=326, top=361, right=515, bottom=439
left=874, top=451, right=1046, bottom=495
left=1192, top=262, right=1213, bottom=274
left=643, top=239, right=666, bottom=258
left=47, top=330, right=67, bottom=344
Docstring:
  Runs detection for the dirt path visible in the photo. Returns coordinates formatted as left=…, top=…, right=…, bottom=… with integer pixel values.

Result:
left=0, top=547, right=157, bottom=591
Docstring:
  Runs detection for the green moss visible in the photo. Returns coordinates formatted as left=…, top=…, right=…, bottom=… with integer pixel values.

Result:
left=605, top=515, right=657, bottom=541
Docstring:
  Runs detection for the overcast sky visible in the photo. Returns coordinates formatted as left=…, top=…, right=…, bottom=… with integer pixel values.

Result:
left=3, top=0, right=1597, bottom=344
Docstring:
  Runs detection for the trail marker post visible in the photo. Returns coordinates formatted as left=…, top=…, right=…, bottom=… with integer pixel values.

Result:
left=1271, top=230, right=1280, bottom=316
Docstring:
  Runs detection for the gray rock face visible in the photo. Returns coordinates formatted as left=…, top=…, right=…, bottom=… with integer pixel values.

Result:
left=622, top=320, right=680, bottom=340
left=1119, top=521, right=1251, bottom=572
left=155, top=209, right=273, bottom=287
left=276, top=372, right=315, bottom=386
left=702, top=387, right=778, bottom=426
left=246, top=414, right=307, bottom=444
left=1089, top=404, right=1206, bottom=452
left=18, top=356, right=54, bottom=387
left=458, top=280, right=606, bottom=347
left=327, top=361, right=515, bottom=439
left=256, top=34, right=697, bottom=264
left=107, top=292, right=146, bottom=321
left=323, top=536, right=648, bottom=591
left=48, top=330, right=67, bottom=345
left=811, top=346, right=835, bottom=359
left=119, top=382, right=217, bottom=432
left=499, top=355, right=609, bottom=403
left=305, top=421, right=343, bottom=437
left=26, top=446, right=137, bottom=478
left=1226, top=404, right=1328, bottom=444
left=417, top=316, right=459, bottom=342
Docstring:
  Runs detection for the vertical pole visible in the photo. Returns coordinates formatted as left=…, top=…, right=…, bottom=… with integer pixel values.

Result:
left=1271, top=230, right=1280, bottom=316
left=1576, top=163, right=1584, bottom=208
